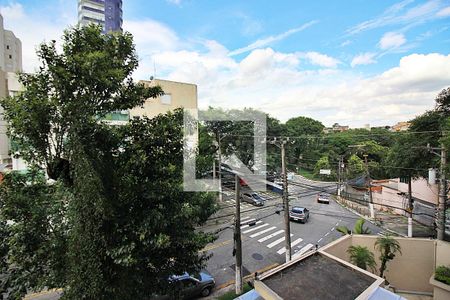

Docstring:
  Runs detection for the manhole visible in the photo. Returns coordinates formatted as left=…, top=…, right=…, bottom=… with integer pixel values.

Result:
left=252, top=253, right=264, bottom=261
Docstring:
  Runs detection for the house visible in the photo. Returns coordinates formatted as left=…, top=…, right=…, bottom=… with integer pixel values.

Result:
left=372, top=177, right=439, bottom=227
left=323, top=123, right=350, bottom=133
left=242, top=235, right=450, bottom=300
left=390, top=122, right=411, bottom=132
left=130, top=78, right=198, bottom=119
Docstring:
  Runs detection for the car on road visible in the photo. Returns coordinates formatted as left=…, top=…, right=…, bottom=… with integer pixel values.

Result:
left=289, top=207, right=310, bottom=223
left=317, top=193, right=330, bottom=204
left=153, top=272, right=215, bottom=299
left=241, top=192, right=265, bottom=206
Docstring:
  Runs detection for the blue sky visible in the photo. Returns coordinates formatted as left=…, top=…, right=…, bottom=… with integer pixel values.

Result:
left=1, top=0, right=450, bottom=126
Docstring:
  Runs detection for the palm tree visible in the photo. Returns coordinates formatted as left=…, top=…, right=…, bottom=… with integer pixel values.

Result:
left=337, top=218, right=371, bottom=235
left=347, top=245, right=377, bottom=272
left=375, top=235, right=402, bottom=278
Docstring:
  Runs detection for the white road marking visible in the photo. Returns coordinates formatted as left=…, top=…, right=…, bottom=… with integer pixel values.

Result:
left=335, top=222, right=339, bottom=226
left=325, top=232, right=330, bottom=237
left=331, top=227, right=335, bottom=231
left=258, top=230, right=284, bottom=242
left=240, top=221, right=262, bottom=229
left=229, top=199, right=236, bottom=203
left=277, top=238, right=303, bottom=254
left=241, top=216, right=250, bottom=221
left=250, top=227, right=277, bottom=238
left=243, top=223, right=268, bottom=234
left=292, top=244, right=314, bottom=258
left=318, top=238, right=323, bottom=243
left=266, top=234, right=293, bottom=248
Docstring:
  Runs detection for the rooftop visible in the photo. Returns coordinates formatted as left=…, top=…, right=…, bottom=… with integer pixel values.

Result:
left=258, top=253, right=377, bottom=300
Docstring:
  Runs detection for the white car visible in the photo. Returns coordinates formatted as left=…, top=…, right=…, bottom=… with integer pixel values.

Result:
left=317, top=193, right=330, bottom=204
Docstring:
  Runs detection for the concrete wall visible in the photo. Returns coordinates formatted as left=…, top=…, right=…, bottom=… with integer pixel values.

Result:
left=322, top=235, right=436, bottom=293
left=435, top=240, right=450, bottom=268
left=130, top=79, right=197, bottom=119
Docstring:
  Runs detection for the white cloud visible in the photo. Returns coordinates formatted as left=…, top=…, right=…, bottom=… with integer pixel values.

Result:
left=346, top=0, right=446, bottom=35
left=379, top=32, right=406, bottom=49
left=123, top=19, right=179, bottom=60
left=351, top=53, right=377, bottom=67
left=148, top=47, right=450, bottom=126
left=300, top=52, right=341, bottom=68
left=436, top=6, right=450, bottom=17
left=166, top=0, right=182, bottom=5
left=0, top=2, right=76, bottom=72
left=2, top=2, right=448, bottom=128
left=0, top=2, right=25, bottom=20
left=340, top=40, right=352, bottom=47
left=229, top=20, right=318, bottom=56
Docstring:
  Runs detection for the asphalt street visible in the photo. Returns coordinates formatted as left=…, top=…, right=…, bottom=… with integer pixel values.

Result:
left=203, top=175, right=384, bottom=290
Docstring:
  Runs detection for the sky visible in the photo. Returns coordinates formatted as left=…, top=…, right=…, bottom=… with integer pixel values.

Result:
left=0, top=0, right=450, bottom=127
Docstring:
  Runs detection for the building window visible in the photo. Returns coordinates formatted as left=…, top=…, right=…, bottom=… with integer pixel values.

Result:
left=8, top=55, right=12, bottom=59
left=6, top=45, right=9, bottom=49
left=161, top=94, right=172, bottom=105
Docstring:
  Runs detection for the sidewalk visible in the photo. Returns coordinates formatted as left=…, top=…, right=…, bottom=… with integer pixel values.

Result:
left=335, top=196, right=434, bottom=238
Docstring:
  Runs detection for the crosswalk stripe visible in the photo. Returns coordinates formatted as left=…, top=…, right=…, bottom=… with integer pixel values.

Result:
left=241, top=216, right=250, bottom=221
left=243, top=223, right=268, bottom=234
left=229, top=199, right=236, bottom=203
left=293, top=244, right=314, bottom=259
left=250, top=227, right=277, bottom=238
left=266, top=234, right=293, bottom=248
left=277, top=238, right=303, bottom=255
left=240, top=221, right=262, bottom=229
left=258, top=230, right=284, bottom=243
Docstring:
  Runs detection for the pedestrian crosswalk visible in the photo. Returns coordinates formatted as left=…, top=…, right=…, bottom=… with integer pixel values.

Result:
left=241, top=221, right=315, bottom=257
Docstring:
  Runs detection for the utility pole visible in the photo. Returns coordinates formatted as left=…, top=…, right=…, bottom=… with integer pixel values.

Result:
left=234, top=174, right=243, bottom=294
left=281, top=140, right=292, bottom=262
left=337, top=156, right=343, bottom=197
left=217, top=132, right=223, bottom=202
left=422, top=143, right=447, bottom=240
left=438, top=144, right=447, bottom=240
left=364, top=154, right=375, bottom=219
left=407, top=177, right=413, bottom=238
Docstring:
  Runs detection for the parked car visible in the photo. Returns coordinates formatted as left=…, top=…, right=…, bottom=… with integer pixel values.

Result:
left=152, top=272, right=215, bottom=299
left=241, top=192, right=265, bottom=206
left=289, top=207, right=310, bottom=223
left=317, top=193, right=330, bottom=204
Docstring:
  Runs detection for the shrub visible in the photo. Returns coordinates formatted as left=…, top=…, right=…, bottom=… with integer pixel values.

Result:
left=435, top=266, right=450, bottom=285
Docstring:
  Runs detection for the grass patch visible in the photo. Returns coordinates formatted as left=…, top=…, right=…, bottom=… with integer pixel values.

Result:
left=217, top=283, right=252, bottom=300
left=297, top=169, right=320, bottom=180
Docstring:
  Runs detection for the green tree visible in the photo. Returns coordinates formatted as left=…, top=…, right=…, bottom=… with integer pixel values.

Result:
left=336, top=218, right=371, bottom=235
left=0, top=169, right=70, bottom=299
left=347, top=245, right=377, bottom=272
left=285, top=116, right=324, bottom=168
left=375, top=235, right=402, bottom=279
left=0, top=25, right=216, bottom=300
left=313, top=155, right=335, bottom=180
left=347, top=154, right=365, bottom=179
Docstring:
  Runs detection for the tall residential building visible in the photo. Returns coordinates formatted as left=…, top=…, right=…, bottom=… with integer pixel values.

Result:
left=0, top=13, right=22, bottom=164
left=78, top=0, right=123, bottom=33
left=0, top=14, right=22, bottom=73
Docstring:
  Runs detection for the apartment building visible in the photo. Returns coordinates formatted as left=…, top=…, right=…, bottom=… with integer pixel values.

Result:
left=129, top=78, right=198, bottom=119
left=78, top=0, right=123, bottom=33
left=0, top=13, right=22, bottom=164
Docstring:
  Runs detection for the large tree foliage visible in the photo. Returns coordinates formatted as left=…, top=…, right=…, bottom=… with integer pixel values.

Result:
left=0, top=25, right=216, bottom=300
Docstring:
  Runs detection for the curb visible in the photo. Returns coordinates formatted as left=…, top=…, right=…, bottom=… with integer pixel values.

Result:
left=333, top=196, right=407, bottom=238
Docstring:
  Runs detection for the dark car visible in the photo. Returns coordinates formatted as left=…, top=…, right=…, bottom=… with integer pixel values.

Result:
left=153, top=272, right=215, bottom=299
left=317, top=193, right=330, bottom=204
left=289, top=207, right=310, bottom=223
left=241, top=192, right=265, bottom=206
